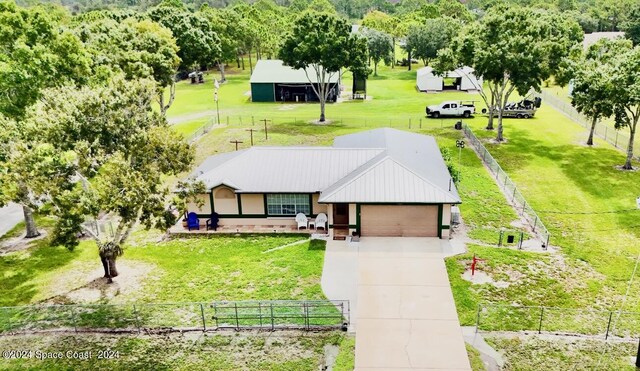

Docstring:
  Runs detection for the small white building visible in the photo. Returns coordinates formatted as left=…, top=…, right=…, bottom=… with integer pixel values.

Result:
left=416, top=66, right=483, bottom=92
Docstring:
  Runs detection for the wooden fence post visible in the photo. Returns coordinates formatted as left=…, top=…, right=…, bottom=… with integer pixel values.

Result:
left=538, top=307, right=544, bottom=334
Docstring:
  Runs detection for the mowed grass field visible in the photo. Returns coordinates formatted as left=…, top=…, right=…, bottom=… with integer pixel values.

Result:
left=3, top=56, right=640, bottom=369
left=170, top=60, right=640, bottom=320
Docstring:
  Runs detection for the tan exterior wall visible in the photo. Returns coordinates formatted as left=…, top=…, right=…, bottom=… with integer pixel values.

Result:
left=213, top=186, right=238, bottom=214
left=443, top=204, right=452, bottom=226
left=349, top=204, right=356, bottom=225
left=187, top=194, right=211, bottom=214
left=241, top=194, right=264, bottom=215
left=218, top=217, right=297, bottom=227
left=312, top=194, right=328, bottom=215
left=327, top=204, right=334, bottom=225
left=442, top=204, right=453, bottom=239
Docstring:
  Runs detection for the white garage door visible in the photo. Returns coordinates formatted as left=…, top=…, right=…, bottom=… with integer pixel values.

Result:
left=360, top=205, right=438, bottom=237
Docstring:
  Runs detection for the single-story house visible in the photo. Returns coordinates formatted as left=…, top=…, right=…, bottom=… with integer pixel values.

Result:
left=250, top=59, right=340, bottom=103
left=186, top=128, right=461, bottom=238
left=416, top=66, right=483, bottom=92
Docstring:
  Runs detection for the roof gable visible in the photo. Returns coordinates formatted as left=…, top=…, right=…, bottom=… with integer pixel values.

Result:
left=319, top=156, right=459, bottom=203
left=250, top=60, right=340, bottom=84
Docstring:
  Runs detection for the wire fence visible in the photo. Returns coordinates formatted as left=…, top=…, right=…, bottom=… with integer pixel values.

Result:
left=182, top=114, right=464, bottom=143
left=0, top=300, right=349, bottom=335
left=462, top=124, right=551, bottom=248
left=476, top=304, right=640, bottom=339
left=539, top=90, right=639, bottom=159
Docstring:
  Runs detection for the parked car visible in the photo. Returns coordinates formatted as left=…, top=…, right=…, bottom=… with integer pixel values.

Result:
left=426, top=101, right=476, bottom=118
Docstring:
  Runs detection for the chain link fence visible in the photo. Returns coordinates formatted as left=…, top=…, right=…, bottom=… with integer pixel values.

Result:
left=0, top=300, right=349, bottom=335
left=462, top=124, right=551, bottom=248
left=476, top=304, right=640, bottom=339
left=539, top=90, right=639, bottom=159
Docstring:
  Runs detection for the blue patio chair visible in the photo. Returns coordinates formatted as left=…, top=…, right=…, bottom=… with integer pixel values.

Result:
left=187, top=212, right=200, bottom=230
left=206, top=212, right=219, bottom=231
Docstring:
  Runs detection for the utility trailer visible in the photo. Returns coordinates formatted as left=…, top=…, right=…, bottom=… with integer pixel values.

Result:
left=481, top=96, right=542, bottom=119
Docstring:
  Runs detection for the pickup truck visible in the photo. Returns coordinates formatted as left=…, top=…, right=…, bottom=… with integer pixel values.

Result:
left=426, top=101, right=476, bottom=118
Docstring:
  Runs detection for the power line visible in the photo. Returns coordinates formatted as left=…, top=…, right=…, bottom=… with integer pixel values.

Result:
left=537, top=208, right=639, bottom=215
left=566, top=224, right=640, bottom=232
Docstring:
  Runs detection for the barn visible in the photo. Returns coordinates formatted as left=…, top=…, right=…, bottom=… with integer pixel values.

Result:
left=250, top=60, right=341, bottom=103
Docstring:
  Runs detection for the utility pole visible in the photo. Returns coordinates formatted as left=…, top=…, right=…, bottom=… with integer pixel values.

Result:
left=260, top=119, right=271, bottom=140
left=214, top=79, right=221, bottom=125
left=246, top=129, right=256, bottom=146
left=456, top=139, right=465, bottom=182
left=230, top=140, right=243, bottom=151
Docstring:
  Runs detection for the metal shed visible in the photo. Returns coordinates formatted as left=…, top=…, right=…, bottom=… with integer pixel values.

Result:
left=416, top=66, right=483, bottom=92
left=250, top=60, right=341, bottom=103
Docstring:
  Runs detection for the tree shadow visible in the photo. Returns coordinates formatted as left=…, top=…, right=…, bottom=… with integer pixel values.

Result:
left=0, top=239, right=79, bottom=307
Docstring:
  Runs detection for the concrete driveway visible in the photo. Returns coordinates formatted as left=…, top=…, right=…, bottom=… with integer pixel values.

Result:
left=0, top=203, right=22, bottom=238
left=322, top=237, right=471, bottom=370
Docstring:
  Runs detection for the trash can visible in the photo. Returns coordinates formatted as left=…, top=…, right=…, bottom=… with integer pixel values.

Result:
left=507, top=235, right=515, bottom=244
left=454, top=121, right=462, bottom=130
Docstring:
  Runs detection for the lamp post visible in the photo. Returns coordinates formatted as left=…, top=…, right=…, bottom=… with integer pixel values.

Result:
left=214, top=79, right=221, bottom=125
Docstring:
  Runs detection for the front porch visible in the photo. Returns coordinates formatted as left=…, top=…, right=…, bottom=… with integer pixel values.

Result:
left=168, top=219, right=330, bottom=236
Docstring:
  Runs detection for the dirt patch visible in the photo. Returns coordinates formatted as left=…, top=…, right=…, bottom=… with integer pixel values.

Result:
left=309, top=119, right=334, bottom=125
left=278, top=104, right=297, bottom=111
left=614, top=165, right=638, bottom=172
left=0, top=230, right=48, bottom=255
left=487, top=138, right=509, bottom=145
left=463, top=268, right=512, bottom=287
left=45, top=261, right=155, bottom=304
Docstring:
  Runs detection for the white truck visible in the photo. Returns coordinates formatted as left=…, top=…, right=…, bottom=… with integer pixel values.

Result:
left=426, top=101, right=476, bottom=118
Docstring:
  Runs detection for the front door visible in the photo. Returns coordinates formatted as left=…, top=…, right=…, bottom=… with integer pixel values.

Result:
left=333, top=203, right=349, bottom=227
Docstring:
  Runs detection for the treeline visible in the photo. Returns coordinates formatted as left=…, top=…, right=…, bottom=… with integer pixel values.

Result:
left=15, top=0, right=639, bottom=34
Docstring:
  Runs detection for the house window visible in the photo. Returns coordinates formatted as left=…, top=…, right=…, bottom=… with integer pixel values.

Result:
left=266, top=194, right=310, bottom=216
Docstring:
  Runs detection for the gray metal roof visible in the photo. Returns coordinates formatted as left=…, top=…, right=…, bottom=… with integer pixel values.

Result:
left=193, top=128, right=461, bottom=204
left=318, top=157, right=459, bottom=203
left=195, top=147, right=383, bottom=193
left=249, top=60, right=340, bottom=84
left=331, top=128, right=460, bottom=203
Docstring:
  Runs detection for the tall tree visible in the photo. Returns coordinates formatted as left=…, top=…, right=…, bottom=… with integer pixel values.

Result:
left=0, top=2, right=90, bottom=238
left=27, top=77, right=194, bottom=282
left=362, top=11, right=398, bottom=67
left=201, top=7, right=244, bottom=83
left=363, top=28, right=393, bottom=76
left=570, top=38, right=632, bottom=146
left=149, top=1, right=221, bottom=71
left=570, top=61, right=616, bottom=146
left=437, top=6, right=582, bottom=141
left=279, top=12, right=368, bottom=122
left=622, top=3, right=640, bottom=46
left=75, top=17, right=181, bottom=115
left=610, top=46, right=640, bottom=169
left=405, top=17, right=458, bottom=67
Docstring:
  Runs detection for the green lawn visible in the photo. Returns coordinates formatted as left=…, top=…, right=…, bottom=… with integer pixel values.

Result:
left=1, top=234, right=326, bottom=307
left=485, top=336, right=636, bottom=371
left=443, top=102, right=640, bottom=332
left=0, top=332, right=350, bottom=371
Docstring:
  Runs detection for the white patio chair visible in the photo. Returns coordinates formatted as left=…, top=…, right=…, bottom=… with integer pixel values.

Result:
left=313, top=213, right=327, bottom=231
left=295, top=213, right=308, bottom=230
